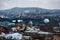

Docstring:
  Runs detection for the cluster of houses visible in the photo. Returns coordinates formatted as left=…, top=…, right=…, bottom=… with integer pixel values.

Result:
left=0, top=19, right=60, bottom=40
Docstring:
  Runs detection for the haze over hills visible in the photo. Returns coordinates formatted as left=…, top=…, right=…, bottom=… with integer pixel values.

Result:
left=0, top=7, right=60, bottom=15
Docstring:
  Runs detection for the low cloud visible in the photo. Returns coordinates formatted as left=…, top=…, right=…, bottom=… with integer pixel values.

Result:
left=0, top=0, right=60, bottom=10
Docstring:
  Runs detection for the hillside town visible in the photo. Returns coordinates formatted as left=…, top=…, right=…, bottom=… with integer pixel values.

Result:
left=0, top=8, right=60, bottom=40
left=0, top=0, right=60, bottom=40
left=0, top=18, right=60, bottom=40
left=0, top=9, right=60, bottom=40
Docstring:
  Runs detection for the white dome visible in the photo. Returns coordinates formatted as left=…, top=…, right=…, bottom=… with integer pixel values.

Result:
left=44, top=19, right=49, bottom=23
left=12, top=20, right=16, bottom=22
left=18, top=20, right=23, bottom=22
left=18, top=20, right=21, bottom=22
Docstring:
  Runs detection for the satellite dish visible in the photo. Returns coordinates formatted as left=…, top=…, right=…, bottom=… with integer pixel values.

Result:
left=44, top=19, right=49, bottom=23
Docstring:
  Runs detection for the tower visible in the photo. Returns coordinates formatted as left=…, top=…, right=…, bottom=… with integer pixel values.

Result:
left=35, top=8, right=40, bottom=15
left=15, top=20, right=19, bottom=27
left=12, top=20, right=19, bottom=27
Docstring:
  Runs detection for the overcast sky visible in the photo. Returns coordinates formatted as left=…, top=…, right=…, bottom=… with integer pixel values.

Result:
left=0, top=0, right=60, bottom=10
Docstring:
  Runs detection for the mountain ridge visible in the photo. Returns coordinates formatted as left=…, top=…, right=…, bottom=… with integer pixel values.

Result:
left=0, top=7, right=60, bottom=15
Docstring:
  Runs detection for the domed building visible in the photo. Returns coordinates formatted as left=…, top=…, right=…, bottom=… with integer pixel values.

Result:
left=44, top=19, right=50, bottom=23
